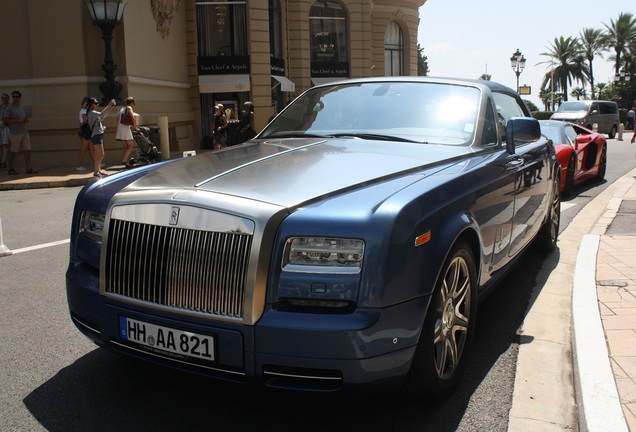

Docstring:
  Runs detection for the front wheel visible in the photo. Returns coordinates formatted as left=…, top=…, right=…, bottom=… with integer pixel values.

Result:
left=596, top=145, right=607, bottom=181
left=562, top=156, right=575, bottom=197
left=406, top=240, right=477, bottom=400
left=609, top=125, right=617, bottom=139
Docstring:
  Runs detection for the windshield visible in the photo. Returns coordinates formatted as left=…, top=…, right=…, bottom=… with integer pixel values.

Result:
left=260, top=81, right=481, bottom=145
left=556, top=102, right=589, bottom=113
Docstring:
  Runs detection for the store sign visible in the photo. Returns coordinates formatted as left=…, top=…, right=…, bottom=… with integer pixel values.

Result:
left=519, top=85, right=531, bottom=95
left=311, top=61, right=349, bottom=78
left=271, top=57, right=286, bottom=76
left=198, top=56, right=250, bottom=75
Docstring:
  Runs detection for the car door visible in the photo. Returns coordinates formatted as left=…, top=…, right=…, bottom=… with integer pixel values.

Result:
left=492, top=92, right=550, bottom=259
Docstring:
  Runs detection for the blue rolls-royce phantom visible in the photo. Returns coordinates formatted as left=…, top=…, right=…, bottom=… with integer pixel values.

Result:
left=66, top=77, right=560, bottom=398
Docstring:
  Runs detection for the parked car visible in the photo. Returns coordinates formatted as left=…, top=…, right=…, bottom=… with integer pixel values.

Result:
left=66, top=77, right=561, bottom=399
left=539, top=120, right=607, bottom=196
left=550, top=100, right=619, bottom=139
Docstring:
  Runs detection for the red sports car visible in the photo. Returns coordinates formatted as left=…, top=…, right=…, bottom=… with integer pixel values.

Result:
left=539, top=120, right=607, bottom=196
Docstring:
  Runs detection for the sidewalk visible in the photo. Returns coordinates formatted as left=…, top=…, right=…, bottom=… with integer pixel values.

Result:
left=575, top=172, right=636, bottom=431
left=0, top=165, right=118, bottom=191
left=2, top=143, right=636, bottom=431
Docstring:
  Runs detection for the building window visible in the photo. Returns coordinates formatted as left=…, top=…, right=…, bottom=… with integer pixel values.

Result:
left=384, top=21, right=403, bottom=76
left=310, top=0, right=349, bottom=78
left=269, top=0, right=283, bottom=59
left=196, top=1, right=247, bottom=57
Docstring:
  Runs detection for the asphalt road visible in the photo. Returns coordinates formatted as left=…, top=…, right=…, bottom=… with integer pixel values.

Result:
left=0, top=135, right=634, bottom=431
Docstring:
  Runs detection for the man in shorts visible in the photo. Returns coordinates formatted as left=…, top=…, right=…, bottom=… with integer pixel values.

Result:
left=3, top=90, right=38, bottom=175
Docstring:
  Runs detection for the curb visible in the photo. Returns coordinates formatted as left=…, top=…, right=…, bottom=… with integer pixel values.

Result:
left=572, top=234, right=628, bottom=432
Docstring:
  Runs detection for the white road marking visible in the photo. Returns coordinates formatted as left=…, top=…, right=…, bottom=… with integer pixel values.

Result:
left=561, top=202, right=576, bottom=212
left=11, top=239, right=70, bottom=254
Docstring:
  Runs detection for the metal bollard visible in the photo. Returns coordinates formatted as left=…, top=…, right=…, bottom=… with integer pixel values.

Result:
left=618, top=123, right=624, bottom=141
left=592, top=123, right=598, bottom=132
left=0, top=215, right=13, bottom=257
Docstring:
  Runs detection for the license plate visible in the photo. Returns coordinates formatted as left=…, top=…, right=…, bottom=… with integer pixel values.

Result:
left=119, top=317, right=215, bottom=362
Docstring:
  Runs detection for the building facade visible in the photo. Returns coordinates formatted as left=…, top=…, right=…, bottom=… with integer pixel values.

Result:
left=0, top=0, right=425, bottom=167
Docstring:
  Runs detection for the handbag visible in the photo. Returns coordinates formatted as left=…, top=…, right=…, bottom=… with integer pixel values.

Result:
left=120, top=110, right=134, bottom=126
left=79, top=122, right=92, bottom=140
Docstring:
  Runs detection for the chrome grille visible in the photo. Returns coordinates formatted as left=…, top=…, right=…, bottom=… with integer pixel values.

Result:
left=105, top=219, right=252, bottom=318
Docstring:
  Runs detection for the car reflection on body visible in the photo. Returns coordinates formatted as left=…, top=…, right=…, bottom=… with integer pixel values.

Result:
left=539, top=120, right=607, bottom=197
left=66, top=77, right=561, bottom=399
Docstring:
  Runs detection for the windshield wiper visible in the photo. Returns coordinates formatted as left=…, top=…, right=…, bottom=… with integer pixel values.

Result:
left=332, top=133, right=425, bottom=143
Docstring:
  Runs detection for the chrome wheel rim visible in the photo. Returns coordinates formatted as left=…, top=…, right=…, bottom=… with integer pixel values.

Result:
left=433, top=256, right=471, bottom=380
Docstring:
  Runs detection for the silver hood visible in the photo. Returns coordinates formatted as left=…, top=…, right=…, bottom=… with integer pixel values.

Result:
left=125, top=138, right=469, bottom=208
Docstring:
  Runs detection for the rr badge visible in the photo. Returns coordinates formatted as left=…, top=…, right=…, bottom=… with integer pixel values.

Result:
left=169, top=207, right=180, bottom=226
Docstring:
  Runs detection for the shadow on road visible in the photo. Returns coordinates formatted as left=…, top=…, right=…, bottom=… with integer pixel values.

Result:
left=24, top=251, right=553, bottom=432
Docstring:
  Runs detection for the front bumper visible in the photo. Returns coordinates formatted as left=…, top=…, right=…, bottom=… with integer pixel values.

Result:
left=66, top=262, right=428, bottom=393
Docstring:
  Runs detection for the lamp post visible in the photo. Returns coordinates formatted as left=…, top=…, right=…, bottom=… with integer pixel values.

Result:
left=510, top=48, right=526, bottom=94
left=86, top=0, right=127, bottom=105
left=614, top=68, right=631, bottom=108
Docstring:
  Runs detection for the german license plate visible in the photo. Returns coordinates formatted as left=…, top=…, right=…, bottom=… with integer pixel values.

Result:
left=119, top=317, right=215, bottom=362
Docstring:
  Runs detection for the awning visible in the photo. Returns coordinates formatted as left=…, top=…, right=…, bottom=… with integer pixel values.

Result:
left=198, top=74, right=250, bottom=93
left=271, top=75, right=295, bottom=92
left=311, top=77, right=348, bottom=86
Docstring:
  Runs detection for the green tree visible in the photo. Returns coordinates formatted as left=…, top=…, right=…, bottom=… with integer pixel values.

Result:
left=579, top=28, right=605, bottom=98
left=540, top=36, right=589, bottom=102
left=478, top=74, right=491, bottom=81
left=417, top=44, right=429, bottom=76
left=571, top=87, right=587, bottom=100
left=523, top=99, right=539, bottom=112
left=602, top=12, right=636, bottom=75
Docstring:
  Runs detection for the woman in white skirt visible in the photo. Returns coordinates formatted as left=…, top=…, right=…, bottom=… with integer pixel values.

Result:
left=116, top=96, right=139, bottom=168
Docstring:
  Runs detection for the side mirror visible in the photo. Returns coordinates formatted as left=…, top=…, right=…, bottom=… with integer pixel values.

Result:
left=506, top=117, right=541, bottom=154
left=590, top=109, right=598, bottom=116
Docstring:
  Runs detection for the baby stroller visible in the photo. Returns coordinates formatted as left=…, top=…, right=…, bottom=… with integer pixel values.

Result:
left=130, top=127, right=160, bottom=165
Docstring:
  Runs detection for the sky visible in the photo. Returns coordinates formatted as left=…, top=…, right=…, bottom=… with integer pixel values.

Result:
left=417, top=0, right=630, bottom=109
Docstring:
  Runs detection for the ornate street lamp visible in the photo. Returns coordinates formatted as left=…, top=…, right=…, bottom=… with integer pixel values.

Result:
left=86, top=0, right=127, bottom=105
left=510, top=48, right=526, bottom=94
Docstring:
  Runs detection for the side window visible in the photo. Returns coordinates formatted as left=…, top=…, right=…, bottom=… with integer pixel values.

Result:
left=564, top=125, right=578, bottom=144
left=482, top=101, right=499, bottom=147
left=492, top=92, right=526, bottom=125
left=492, top=92, right=526, bottom=143
left=591, top=102, right=599, bottom=114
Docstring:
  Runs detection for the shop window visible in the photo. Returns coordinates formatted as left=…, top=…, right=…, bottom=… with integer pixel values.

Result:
left=310, top=1, right=349, bottom=78
left=384, top=21, right=403, bottom=76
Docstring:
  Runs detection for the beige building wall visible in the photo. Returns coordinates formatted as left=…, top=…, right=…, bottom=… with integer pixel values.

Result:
left=0, top=0, right=425, bottom=169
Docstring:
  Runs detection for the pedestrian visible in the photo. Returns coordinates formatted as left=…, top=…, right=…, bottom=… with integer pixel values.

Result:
left=238, top=101, right=255, bottom=143
left=0, top=93, right=10, bottom=169
left=76, top=96, right=95, bottom=171
left=627, top=107, right=635, bottom=131
left=213, top=104, right=227, bottom=149
left=3, top=90, right=38, bottom=175
left=87, top=97, right=116, bottom=178
left=116, top=96, right=139, bottom=168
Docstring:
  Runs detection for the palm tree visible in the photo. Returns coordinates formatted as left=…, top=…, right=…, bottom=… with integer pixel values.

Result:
left=602, top=12, right=636, bottom=74
left=479, top=73, right=491, bottom=81
left=571, top=87, right=587, bottom=100
left=579, top=28, right=604, bottom=98
left=540, top=36, right=588, bottom=102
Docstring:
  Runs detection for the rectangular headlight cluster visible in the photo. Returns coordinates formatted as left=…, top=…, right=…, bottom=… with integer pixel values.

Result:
left=282, top=237, right=364, bottom=274
left=80, top=211, right=105, bottom=242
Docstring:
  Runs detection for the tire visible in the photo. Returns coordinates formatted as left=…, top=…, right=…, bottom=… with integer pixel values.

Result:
left=596, top=145, right=607, bottom=181
left=406, top=240, right=477, bottom=400
left=609, top=125, right=617, bottom=139
left=562, top=156, right=575, bottom=197
left=535, top=174, right=561, bottom=252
